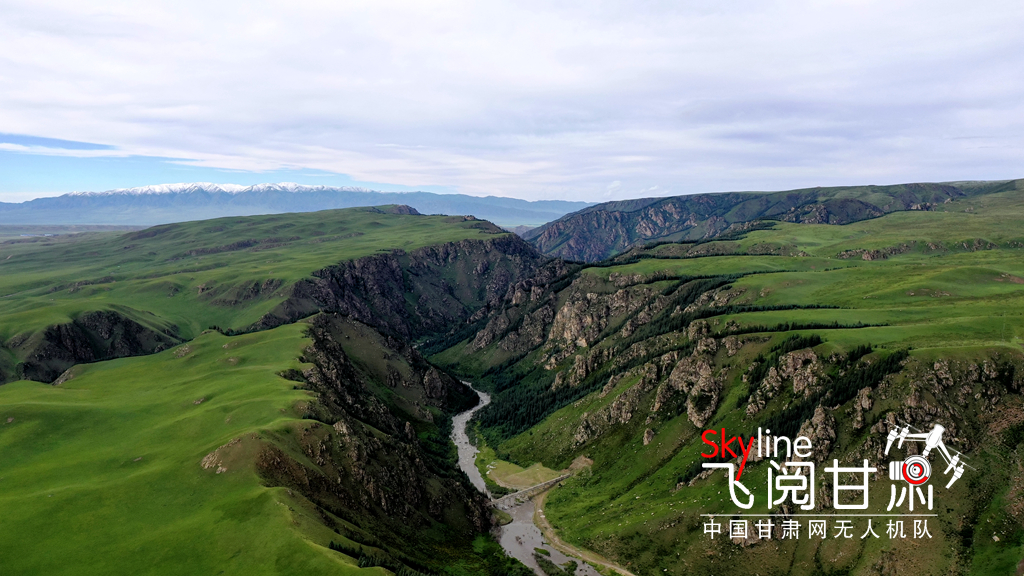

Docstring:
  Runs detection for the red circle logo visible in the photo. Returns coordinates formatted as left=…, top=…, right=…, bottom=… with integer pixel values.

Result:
left=902, top=456, right=930, bottom=485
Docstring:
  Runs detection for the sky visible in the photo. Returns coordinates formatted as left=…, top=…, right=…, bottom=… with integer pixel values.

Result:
left=1, top=0, right=1022, bottom=203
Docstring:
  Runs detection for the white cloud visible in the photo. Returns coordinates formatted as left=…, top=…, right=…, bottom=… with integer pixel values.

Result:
left=0, top=143, right=131, bottom=157
left=0, top=0, right=1022, bottom=201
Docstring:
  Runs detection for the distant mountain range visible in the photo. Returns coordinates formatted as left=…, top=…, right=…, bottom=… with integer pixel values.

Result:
left=524, top=179, right=1024, bottom=261
left=0, top=183, right=592, bottom=228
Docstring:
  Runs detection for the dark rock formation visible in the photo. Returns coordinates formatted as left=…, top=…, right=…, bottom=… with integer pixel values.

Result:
left=524, top=180, right=1021, bottom=262
left=251, top=234, right=547, bottom=342
left=253, top=314, right=492, bottom=567
left=9, top=310, right=181, bottom=384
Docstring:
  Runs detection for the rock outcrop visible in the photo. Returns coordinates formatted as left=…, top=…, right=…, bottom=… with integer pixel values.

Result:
left=8, top=310, right=182, bottom=384
left=796, top=405, right=837, bottom=462
left=256, top=314, right=491, bottom=566
left=252, top=234, right=546, bottom=341
left=524, top=181, right=983, bottom=261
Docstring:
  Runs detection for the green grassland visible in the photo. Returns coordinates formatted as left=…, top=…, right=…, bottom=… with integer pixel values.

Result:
left=0, top=225, right=143, bottom=238
left=4, top=189, right=1024, bottom=575
left=474, top=442, right=562, bottom=491
left=443, top=189, right=1024, bottom=575
left=516, top=344, right=1023, bottom=575
left=0, top=323, right=368, bottom=575
left=0, top=207, right=500, bottom=344
left=0, top=208, right=532, bottom=575
left=584, top=190, right=1024, bottom=351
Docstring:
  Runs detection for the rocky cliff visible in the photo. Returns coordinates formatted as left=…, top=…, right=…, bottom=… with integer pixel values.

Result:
left=2, top=222, right=546, bottom=387
left=441, top=214, right=1024, bottom=575
left=524, top=179, right=1024, bottom=262
left=4, top=309, right=182, bottom=384
left=250, top=314, right=492, bottom=569
left=252, top=232, right=548, bottom=342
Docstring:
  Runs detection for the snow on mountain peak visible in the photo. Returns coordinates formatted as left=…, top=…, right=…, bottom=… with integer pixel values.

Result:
left=112, top=183, right=248, bottom=194
left=67, top=182, right=376, bottom=196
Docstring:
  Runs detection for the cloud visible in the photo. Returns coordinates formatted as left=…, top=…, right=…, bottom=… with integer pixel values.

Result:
left=0, top=0, right=1022, bottom=201
left=0, top=143, right=130, bottom=157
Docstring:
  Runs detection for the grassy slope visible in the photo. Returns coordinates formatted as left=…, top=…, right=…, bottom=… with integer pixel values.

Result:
left=0, top=209, right=528, bottom=575
left=0, top=208, right=500, bottom=343
left=446, top=190, right=1024, bottom=575
left=526, top=179, right=1024, bottom=261
left=0, top=323, right=370, bottom=575
left=585, top=190, right=1024, bottom=351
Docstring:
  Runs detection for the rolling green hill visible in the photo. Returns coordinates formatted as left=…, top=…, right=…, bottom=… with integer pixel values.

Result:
left=0, top=206, right=536, bottom=384
left=0, top=207, right=542, bottom=575
left=437, top=188, right=1024, bottom=575
left=524, top=178, right=1024, bottom=262
left=5, top=189, right=1024, bottom=575
left=0, top=324, right=353, bottom=575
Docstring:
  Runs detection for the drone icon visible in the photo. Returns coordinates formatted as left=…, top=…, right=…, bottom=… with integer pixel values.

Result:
left=884, top=423, right=974, bottom=489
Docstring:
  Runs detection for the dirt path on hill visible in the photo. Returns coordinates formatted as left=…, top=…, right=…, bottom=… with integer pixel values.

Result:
left=532, top=491, right=638, bottom=576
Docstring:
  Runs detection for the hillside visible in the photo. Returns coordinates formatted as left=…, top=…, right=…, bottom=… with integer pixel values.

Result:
left=5, top=187, right=1024, bottom=575
left=0, top=207, right=544, bottom=575
left=0, top=183, right=591, bottom=228
left=524, top=179, right=1024, bottom=262
left=0, top=206, right=542, bottom=384
left=436, top=188, right=1024, bottom=575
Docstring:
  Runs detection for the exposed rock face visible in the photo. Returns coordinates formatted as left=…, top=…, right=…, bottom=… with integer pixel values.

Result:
left=685, top=368, right=724, bottom=428
left=652, top=350, right=725, bottom=428
left=302, top=315, right=472, bottom=427
left=746, top=366, right=781, bottom=416
left=421, top=367, right=447, bottom=399
left=10, top=310, right=182, bottom=384
left=687, top=319, right=711, bottom=341
left=683, top=287, right=746, bottom=315
left=544, top=283, right=654, bottom=357
left=723, top=336, right=743, bottom=356
left=620, top=292, right=673, bottom=339
left=797, top=405, right=837, bottom=462
left=256, top=314, right=491, bottom=564
left=470, top=299, right=557, bottom=354
left=470, top=264, right=663, bottom=368
left=523, top=182, right=975, bottom=261
left=553, top=348, right=614, bottom=389
left=874, top=356, right=1022, bottom=456
left=573, top=362, right=662, bottom=447
left=253, top=234, right=546, bottom=340
left=643, top=428, right=655, bottom=445
left=852, top=387, right=873, bottom=430
left=467, top=259, right=570, bottom=353
left=550, top=292, right=611, bottom=348
left=836, top=243, right=913, bottom=261
left=781, top=349, right=819, bottom=397
left=695, top=337, right=718, bottom=355
left=745, top=348, right=820, bottom=416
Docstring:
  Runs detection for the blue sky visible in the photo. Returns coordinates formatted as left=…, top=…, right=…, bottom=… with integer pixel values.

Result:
left=0, top=141, right=455, bottom=202
left=2, top=0, right=1022, bottom=203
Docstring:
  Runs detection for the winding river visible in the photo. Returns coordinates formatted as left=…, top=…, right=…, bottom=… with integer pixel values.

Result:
left=452, top=383, right=600, bottom=576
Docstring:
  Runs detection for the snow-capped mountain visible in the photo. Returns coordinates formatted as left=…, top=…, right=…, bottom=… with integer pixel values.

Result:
left=3, top=183, right=591, bottom=228
left=69, top=182, right=375, bottom=196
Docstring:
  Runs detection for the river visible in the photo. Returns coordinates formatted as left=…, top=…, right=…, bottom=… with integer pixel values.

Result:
left=451, top=383, right=600, bottom=576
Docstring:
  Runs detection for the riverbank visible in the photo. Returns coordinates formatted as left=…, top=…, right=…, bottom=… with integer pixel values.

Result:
left=475, top=443, right=562, bottom=490
left=451, top=383, right=600, bottom=576
left=450, top=383, right=492, bottom=495
left=533, top=491, right=637, bottom=576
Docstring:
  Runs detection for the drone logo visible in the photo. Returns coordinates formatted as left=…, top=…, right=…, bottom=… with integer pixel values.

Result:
left=891, top=455, right=930, bottom=485
left=884, top=423, right=972, bottom=489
